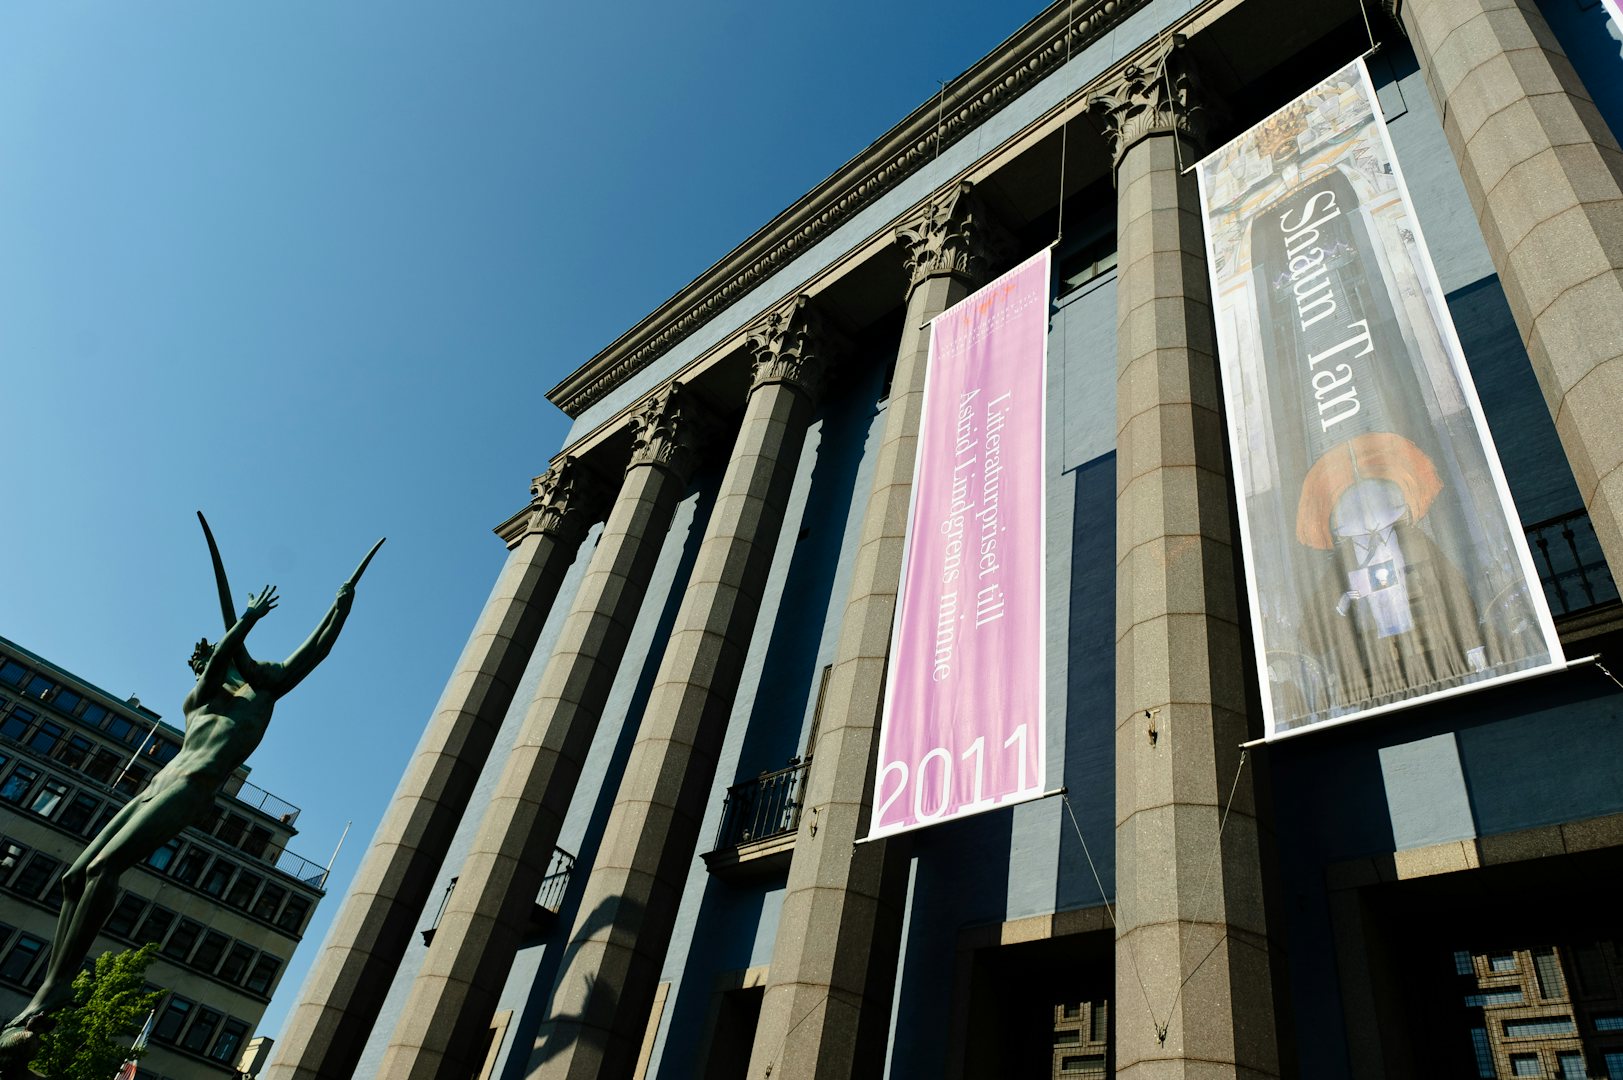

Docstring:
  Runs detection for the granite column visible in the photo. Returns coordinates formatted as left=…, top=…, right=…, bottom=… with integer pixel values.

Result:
left=533, top=296, right=838, bottom=1079
left=1091, top=38, right=1279, bottom=1080
left=268, top=458, right=601, bottom=1080
left=378, top=385, right=704, bottom=1080
left=1401, top=0, right=1623, bottom=575
left=745, top=182, right=1005, bottom=1080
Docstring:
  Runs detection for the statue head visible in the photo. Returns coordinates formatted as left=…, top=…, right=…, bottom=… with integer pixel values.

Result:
left=188, top=638, right=214, bottom=675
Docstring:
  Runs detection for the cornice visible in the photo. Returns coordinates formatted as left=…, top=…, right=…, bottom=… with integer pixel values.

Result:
left=545, top=0, right=1151, bottom=418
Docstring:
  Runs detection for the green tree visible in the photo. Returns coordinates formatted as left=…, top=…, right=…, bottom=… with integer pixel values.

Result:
left=29, top=943, right=163, bottom=1080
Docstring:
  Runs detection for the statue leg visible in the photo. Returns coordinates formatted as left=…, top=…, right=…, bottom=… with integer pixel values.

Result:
left=8, top=779, right=208, bottom=1027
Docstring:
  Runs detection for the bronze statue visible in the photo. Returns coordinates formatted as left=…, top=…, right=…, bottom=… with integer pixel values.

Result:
left=0, top=514, right=382, bottom=1065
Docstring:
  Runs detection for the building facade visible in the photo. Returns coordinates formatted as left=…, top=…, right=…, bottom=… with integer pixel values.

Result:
left=274, top=0, right=1623, bottom=1076
left=0, top=636, right=328, bottom=1079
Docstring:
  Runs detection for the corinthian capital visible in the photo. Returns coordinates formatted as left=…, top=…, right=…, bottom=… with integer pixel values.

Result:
left=744, top=295, right=847, bottom=405
left=626, top=382, right=706, bottom=481
left=1086, top=34, right=1209, bottom=173
left=895, top=181, right=1010, bottom=296
left=525, top=456, right=606, bottom=544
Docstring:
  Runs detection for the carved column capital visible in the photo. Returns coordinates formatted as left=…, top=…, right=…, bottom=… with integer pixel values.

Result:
left=1086, top=34, right=1210, bottom=174
left=626, top=382, right=706, bottom=481
left=744, top=295, right=847, bottom=405
left=894, top=181, right=1011, bottom=297
left=524, top=456, right=606, bottom=544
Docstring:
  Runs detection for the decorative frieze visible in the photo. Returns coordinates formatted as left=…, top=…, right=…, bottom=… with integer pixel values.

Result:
left=1086, top=34, right=1210, bottom=172
left=895, top=181, right=1010, bottom=296
left=627, top=382, right=706, bottom=480
left=744, top=295, right=846, bottom=404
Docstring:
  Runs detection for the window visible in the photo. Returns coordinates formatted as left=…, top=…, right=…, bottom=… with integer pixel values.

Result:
left=278, top=894, right=312, bottom=934
left=0, top=840, right=25, bottom=882
left=27, top=777, right=68, bottom=818
left=190, top=931, right=229, bottom=973
left=1491, top=953, right=1519, bottom=973
left=147, top=838, right=181, bottom=873
left=1091, top=1001, right=1108, bottom=1041
left=104, top=894, right=147, bottom=939
left=150, top=740, right=178, bottom=765
left=217, top=812, right=250, bottom=848
left=211, top=1018, right=249, bottom=1063
left=0, top=765, right=38, bottom=804
left=24, top=676, right=53, bottom=700
left=1059, top=1055, right=1106, bottom=1077
left=225, top=870, right=262, bottom=910
left=245, top=953, right=282, bottom=996
left=80, top=703, right=106, bottom=726
left=181, top=1006, right=222, bottom=1054
left=1511, top=1053, right=1543, bottom=1076
left=85, top=749, right=120, bottom=784
left=134, top=906, right=175, bottom=946
left=104, top=713, right=132, bottom=741
left=152, top=996, right=192, bottom=1044
left=218, top=942, right=255, bottom=984
left=0, top=661, right=27, bottom=687
left=58, top=792, right=100, bottom=834
left=171, top=845, right=209, bottom=886
left=1506, top=1017, right=1576, bottom=1038
left=1054, top=1029, right=1080, bottom=1045
left=49, top=689, right=80, bottom=715
left=1596, top=1015, right=1623, bottom=1032
left=1456, top=951, right=1477, bottom=976
left=1471, top=1026, right=1495, bottom=1078
left=27, top=721, right=63, bottom=756
left=161, top=919, right=202, bottom=963
left=0, top=708, right=31, bottom=742
left=114, top=764, right=148, bottom=796
left=1576, top=945, right=1613, bottom=996
left=1536, top=949, right=1567, bottom=1000
left=90, top=804, right=117, bottom=836
left=56, top=735, right=92, bottom=770
left=0, top=935, right=45, bottom=984
left=1466, top=989, right=1526, bottom=1007
left=243, top=825, right=273, bottom=859
left=1557, top=1051, right=1587, bottom=1078
left=11, top=853, right=60, bottom=899
left=252, top=882, right=287, bottom=922
left=200, top=857, right=234, bottom=897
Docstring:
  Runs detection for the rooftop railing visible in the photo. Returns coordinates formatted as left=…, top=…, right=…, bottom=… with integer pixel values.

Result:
left=1527, top=510, right=1619, bottom=617
left=711, top=758, right=812, bottom=853
left=223, top=777, right=302, bottom=826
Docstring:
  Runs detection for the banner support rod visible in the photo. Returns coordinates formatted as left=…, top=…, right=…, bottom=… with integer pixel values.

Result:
left=854, top=787, right=1069, bottom=846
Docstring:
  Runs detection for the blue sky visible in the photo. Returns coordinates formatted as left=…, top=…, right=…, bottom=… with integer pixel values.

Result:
left=0, top=0, right=1044, bottom=1044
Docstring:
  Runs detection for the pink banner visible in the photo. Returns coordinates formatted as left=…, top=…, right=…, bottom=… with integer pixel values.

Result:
left=868, top=249, right=1050, bottom=839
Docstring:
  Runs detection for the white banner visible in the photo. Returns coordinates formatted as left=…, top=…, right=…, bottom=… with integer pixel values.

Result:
left=1195, top=60, right=1565, bottom=740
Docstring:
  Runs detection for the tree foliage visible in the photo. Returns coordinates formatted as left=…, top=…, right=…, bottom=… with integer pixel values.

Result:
left=30, top=943, right=164, bottom=1080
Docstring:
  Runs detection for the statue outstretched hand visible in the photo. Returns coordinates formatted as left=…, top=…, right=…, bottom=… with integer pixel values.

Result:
left=245, top=585, right=279, bottom=622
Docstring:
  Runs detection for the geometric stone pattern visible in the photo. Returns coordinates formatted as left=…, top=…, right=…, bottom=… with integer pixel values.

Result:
left=1109, top=121, right=1280, bottom=1077
left=530, top=298, right=835, bottom=1078
left=376, top=386, right=704, bottom=1080
left=265, top=458, right=603, bottom=1080
left=1402, top=0, right=1623, bottom=576
left=745, top=186, right=1004, bottom=1080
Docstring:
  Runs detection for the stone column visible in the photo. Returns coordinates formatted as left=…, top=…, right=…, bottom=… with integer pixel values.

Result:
left=746, top=182, right=1006, bottom=1080
left=533, top=296, right=839, bottom=1079
left=1090, top=38, right=1279, bottom=1080
left=267, top=458, right=601, bottom=1080
left=378, top=384, right=705, bottom=1080
left=1400, top=0, right=1623, bottom=573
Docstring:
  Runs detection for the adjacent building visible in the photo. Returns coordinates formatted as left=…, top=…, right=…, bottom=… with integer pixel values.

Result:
left=0, top=636, right=328, bottom=1079
left=273, top=0, right=1623, bottom=1077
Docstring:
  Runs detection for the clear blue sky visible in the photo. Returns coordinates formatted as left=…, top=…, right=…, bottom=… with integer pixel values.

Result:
left=0, top=0, right=1044, bottom=1045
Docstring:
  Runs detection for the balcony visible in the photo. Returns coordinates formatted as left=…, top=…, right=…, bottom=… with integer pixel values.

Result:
left=702, top=758, right=812, bottom=879
left=1526, top=510, right=1619, bottom=621
left=420, top=845, right=577, bottom=947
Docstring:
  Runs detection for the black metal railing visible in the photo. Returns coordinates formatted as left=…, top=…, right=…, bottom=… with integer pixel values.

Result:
left=1526, top=510, right=1618, bottom=616
left=712, top=758, right=812, bottom=852
left=537, top=846, right=575, bottom=914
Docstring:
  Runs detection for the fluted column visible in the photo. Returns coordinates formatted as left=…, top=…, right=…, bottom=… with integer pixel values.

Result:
left=534, top=296, right=840, bottom=1079
left=378, top=385, right=705, bottom=1080
left=268, top=459, right=602, bottom=1080
left=746, top=182, right=1007, bottom=1080
left=1090, top=37, right=1279, bottom=1080
left=1400, top=0, right=1623, bottom=574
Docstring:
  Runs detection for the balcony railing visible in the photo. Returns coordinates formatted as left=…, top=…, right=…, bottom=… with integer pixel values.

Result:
left=712, top=758, right=812, bottom=852
left=223, top=777, right=302, bottom=825
left=1526, top=510, right=1619, bottom=617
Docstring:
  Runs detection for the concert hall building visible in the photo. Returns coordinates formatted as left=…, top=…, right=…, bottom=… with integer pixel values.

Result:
left=274, top=0, right=1623, bottom=1077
